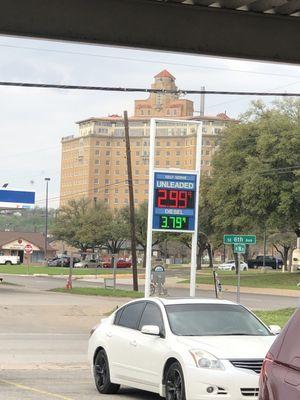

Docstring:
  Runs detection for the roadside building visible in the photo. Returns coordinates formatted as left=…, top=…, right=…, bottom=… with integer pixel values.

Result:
left=60, top=70, right=234, bottom=208
left=0, top=231, right=56, bottom=263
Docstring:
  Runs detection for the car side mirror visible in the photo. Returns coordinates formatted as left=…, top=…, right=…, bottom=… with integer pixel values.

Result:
left=269, top=325, right=281, bottom=335
left=141, top=325, right=160, bottom=336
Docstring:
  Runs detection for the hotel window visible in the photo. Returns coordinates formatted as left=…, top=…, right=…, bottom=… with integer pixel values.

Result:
left=136, top=151, right=140, bottom=156
left=95, top=150, right=99, bottom=155
left=115, top=179, right=120, bottom=183
left=136, top=160, right=140, bottom=165
left=106, top=151, right=110, bottom=156
left=105, top=170, right=110, bottom=174
left=105, top=189, right=109, bottom=194
left=135, top=170, right=140, bottom=175
left=116, top=151, right=120, bottom=156
left=94, top=188, right=99, bottom=193
left=104, top=198, right=109, bottom=203
left=145, top=179, right=149, bottom=184
left=176, top=151, right=180, bottom=156
left=166, top=151, right=170, bottom=156
left=124, top=198, right=129, bottom=204
left=145, top=189, right=148, bottom=194
left=155, top=160, right=160, bottom=166
left=95, top=159, right=100, bottom=164
left=116, top=160, right=120, bottom=165
left=166, top=141, right=170, bottom=147
left=125, top=188, right=129, bottom=194
left=115, top=170, right=120, bottom=175
left=176, top=161, right=180, bottom=166
left=94, top=178, right=99, bottom=184
left=106, top=141, right=111, bottom=146
left=206, top=150, right=210, bottom=155
left=156, top=150, right=160, bottom=156
left=136, top=141, right=141, bottom=146
left=157, top=141, right=160, bottom=147
left=96, top=141, right=100, bottom=146
left=166, top=160, right=170, bottom=166
left=115, top=189, right=119, bottom=194
left=134, top=179, right=139, bottom=184
left=105, top=179, right=109, bottom=184
left=116, top=142, right=120, bottom=147
left=106, top=160, right=110, bottom=165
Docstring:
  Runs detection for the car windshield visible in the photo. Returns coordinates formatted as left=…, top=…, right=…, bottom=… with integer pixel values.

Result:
left=165, top=303, right=271, bottom=336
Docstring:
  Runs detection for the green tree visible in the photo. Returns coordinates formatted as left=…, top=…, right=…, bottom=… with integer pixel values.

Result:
left=209, top=99, right=300, bottom=244
left=51, top=199, right=110, bottom=251
left=103, top=208, right=130, bottom=254
left=123, top=202, right=165, bottom=267
left=269, top=231, right=297, bottom=271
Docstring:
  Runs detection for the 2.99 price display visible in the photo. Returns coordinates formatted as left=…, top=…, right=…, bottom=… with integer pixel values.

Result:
left=155, top=189, right=195, bottom=209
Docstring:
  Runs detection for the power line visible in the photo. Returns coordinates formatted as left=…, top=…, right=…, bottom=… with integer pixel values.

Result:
left=1, top=43, right=300, bottom=80
left=34, top=180, right=129, bottom=204
left=1, top=81, right=300, bottom=97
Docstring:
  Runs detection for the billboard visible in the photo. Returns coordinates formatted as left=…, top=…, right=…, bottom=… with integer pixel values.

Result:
left=0, top=189, right=35, bottom=209
left=152, top=171, right=197, bottom=233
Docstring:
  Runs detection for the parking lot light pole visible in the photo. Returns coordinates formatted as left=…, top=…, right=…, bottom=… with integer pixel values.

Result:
left=44, top=178, right=50, bottom=260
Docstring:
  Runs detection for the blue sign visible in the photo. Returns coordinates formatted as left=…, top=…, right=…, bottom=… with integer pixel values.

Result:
left=152, top=171, right=197, bottom=232
left=0, top=190, right=35, bottom=209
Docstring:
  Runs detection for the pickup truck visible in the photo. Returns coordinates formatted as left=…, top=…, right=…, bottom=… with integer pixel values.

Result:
left=0, top=255, right=20, bottom=265
left=247, top=256, right=282, bottom=270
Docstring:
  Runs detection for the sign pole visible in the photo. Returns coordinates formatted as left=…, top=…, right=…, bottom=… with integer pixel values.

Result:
left=237, top=252, right=241, bottom=303
left=190, top=123, right=202, bottom=297
left=145, top=118, right=156, bottom=298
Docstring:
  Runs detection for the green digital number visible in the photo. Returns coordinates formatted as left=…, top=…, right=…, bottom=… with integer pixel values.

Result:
left=161, top=216, right=169, bottom=229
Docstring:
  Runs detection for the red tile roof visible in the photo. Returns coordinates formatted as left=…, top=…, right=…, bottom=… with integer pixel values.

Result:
left=154, top=70, right=175, bottom=79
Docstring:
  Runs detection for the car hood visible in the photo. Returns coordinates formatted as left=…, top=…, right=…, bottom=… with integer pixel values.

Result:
left=176, top=335, right=275, bottom=359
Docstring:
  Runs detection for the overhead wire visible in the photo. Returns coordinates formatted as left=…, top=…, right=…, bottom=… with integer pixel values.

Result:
left=1, top=81, right=300, bottom=97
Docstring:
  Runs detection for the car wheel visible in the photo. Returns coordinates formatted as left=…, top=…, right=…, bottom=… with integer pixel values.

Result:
left=231, top=266, right=235, bottom=271
left=5, top=261, right=12, bottom=265
left=93, top=349, right=120, bottom=394
left=253, top=264, right=258, bottom=269
left=166, top=361, right=186, bottom=400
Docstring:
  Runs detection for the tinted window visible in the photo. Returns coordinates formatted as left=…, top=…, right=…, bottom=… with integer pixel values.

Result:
left=139, top=302, right=164, bottom=331
left=165, top=304, right=271, bottom=336
left=114, top=307, right=124, bottom=325
left=118, top=302, right=145, bottom=330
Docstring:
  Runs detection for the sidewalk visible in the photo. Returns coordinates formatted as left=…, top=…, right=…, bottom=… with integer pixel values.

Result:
left=79, top=275, right=300, bottom=298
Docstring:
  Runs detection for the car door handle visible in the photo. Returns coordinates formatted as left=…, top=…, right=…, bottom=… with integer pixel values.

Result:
left=130, top=340, right=137, bottom=347
left=106, top=332, right=112, bottom=338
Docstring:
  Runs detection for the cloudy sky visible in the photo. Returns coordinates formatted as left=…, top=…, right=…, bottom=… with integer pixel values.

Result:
left=0, top=35, right=300, bottom=208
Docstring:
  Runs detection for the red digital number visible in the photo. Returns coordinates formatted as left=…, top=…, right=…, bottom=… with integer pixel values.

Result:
left=178, top=191, right=188, bottom=208
left=157, top=189, right=167, bottom=208
left=169, top=190, right=178, bottom=208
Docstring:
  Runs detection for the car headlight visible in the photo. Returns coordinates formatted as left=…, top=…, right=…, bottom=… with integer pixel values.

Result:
left=189, top=349, right=225, bottom=370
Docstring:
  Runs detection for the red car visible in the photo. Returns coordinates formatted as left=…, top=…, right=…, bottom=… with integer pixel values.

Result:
left=259, top=308, right=300, bottom=400
left=102, top=259, right=132, bottom=268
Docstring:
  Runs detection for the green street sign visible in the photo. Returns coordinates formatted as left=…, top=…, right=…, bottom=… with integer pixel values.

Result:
left=223, top=234, right=256, bottom=245
left=234, top=243, right=246, bottom=254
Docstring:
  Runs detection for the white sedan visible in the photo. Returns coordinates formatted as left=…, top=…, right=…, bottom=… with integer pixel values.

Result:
left=88, top=298, right=277, bottom=400
left=218, top=260, right=248, bottom=271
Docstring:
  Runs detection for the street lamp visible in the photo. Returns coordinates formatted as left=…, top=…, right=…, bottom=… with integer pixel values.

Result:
left=44, top=178, right=50, bottom=260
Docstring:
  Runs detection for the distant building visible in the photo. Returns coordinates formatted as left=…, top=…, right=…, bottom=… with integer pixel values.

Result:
left=60, top=71, right=234, bottom=209
left=0, top=231, right=55, bottom=263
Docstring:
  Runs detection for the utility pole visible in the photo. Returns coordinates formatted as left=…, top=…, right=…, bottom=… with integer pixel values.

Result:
left=44, top=178, right=50, bottom=259
left=124, top=111, right=138, bottom=291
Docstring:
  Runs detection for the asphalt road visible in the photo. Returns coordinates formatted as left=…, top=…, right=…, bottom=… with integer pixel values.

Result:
left=4, top=274, right=300, bottom=311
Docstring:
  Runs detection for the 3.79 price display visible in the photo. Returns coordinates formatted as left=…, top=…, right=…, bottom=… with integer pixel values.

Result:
left=155, top=189, right=194, bottom=209
left=160, top=216, right=189, bottom=230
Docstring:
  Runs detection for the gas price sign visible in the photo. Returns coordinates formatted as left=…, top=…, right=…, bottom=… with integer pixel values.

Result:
left=152, top=171, right=197, bottom=232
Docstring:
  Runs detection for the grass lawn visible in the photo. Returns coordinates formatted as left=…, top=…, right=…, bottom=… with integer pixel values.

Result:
left=0, top=265, right=134, bottom=276
left=51, top=287, right=143, bottom=298
left=185, top=271, right=300, bottom=290
left=254, top=308, right=296, bottom=328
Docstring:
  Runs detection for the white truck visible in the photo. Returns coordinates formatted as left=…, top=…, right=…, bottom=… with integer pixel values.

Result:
left=0, top=255, right=20, bottom=265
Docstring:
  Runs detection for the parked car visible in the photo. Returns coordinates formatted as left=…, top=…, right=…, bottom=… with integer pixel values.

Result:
left=74, top=259, right=102, bottom=268
left=47, top=256, right=80, bottom=267
left=259, top=308, right=300, bottom=400
left=218, top=260, right=248, bottom=271
left=89, top=298, right=278, bottom=400
left=102, top=259, right=132, bottom=268
left=247, top=256, right=283, bottom=269
left=0, top=255, right=20, bottom=265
